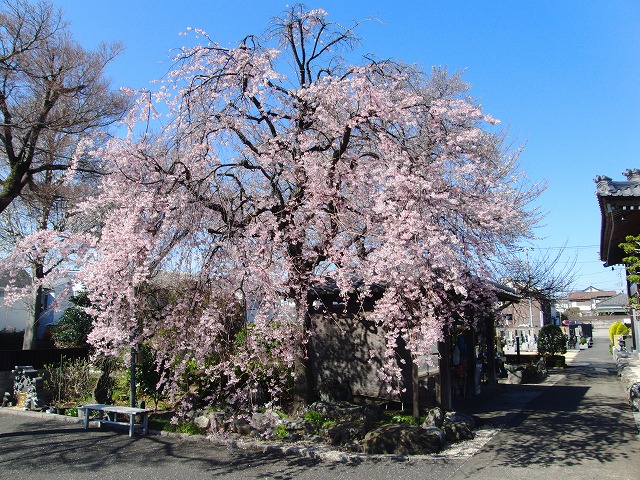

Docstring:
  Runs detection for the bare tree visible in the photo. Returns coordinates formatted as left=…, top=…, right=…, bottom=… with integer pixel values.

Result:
left=491, top=245, right=577, bottom=321
left=0, top=129, right=104, bottom=349
left=0, top=0, right=128, bottom=214
left=0, top=0, right=128, bottom=348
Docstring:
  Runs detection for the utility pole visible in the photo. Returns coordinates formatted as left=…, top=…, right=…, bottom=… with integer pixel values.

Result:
left=525, top=247, right=533, bottom=327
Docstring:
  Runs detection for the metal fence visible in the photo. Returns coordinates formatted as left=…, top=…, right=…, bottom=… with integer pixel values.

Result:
left=0, top=348, right=90, bottom=371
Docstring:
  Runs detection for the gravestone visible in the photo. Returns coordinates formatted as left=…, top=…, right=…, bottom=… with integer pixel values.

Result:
left=12, top=365, right=44, bottom=409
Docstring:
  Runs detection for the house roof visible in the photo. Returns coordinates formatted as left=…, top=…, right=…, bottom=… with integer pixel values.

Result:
left=568, top=290, right=617, bottom=301
left=488, top=279, right=521, bottom=303
left=594, top=292, right=628, bottom=310
left=596, top=169, right=640, bottom=266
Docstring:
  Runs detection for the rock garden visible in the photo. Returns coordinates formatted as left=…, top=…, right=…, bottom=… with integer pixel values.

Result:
left=3, top=350, right=480, bottom=456
left=180, top=401, right=478, bottom=456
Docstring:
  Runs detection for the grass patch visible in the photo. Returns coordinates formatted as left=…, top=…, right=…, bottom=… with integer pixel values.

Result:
left=275, top=423, right=288, bottom=439
left=384, top=411, right=425, bottom=426
left=148, top=417, right=204, bottom=435
left=64, top=406, right=78, bottom=417
left=303, top=409, right=325, bottom=425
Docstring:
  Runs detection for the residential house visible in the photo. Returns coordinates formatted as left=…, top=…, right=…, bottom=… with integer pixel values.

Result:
left=0, top=271, right=32, bottom=334
left=594, top=292, right=629, bottom=316
left=564, top=286, right=617, bottom=316
left=0, top=270, right=81, bottom=347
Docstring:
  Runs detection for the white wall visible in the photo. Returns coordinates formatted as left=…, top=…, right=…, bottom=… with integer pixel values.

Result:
left=0, top=291, right=31, bottom=332
left=0, top=278, right=80, bottom=337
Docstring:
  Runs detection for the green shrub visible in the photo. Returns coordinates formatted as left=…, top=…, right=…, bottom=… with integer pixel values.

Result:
left=148, top=417, right=171, bottom=431
left=546, top=355, right=566, bottom=368
left=387, top=412, right=422, bottom=426
left=44, top=356, right=96, bottom=406
left=134, top=344, right=169, bottom=410
left=148, top=418, right=204, bottom=435
left=111, top=368, right=131, bottom=404
left=51, top=291, right=93, bottom=348
left=174, top=422, right=204, bottom=435
left=537, top=325, right=568, bottom=357
left=65, top=406, right=78, bottom=417
left=609, top=322, right=630, bottom=344
left=276, top=423, right=288, bottom=439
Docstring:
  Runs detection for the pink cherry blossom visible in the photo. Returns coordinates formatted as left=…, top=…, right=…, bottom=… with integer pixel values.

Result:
left=4, top=7, right=540, bottom=412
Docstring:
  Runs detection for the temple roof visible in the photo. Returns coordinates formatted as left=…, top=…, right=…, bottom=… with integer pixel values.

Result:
left=595, top=169, right=640, bottom=266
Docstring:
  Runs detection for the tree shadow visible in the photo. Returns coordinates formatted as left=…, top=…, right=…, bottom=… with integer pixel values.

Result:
left=0, top=414, right=462, bottom=478
left=472, top=379, right=640, bottom=470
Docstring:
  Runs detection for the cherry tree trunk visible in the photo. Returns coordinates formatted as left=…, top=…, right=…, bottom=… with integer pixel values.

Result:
left=22, top=265, right=44, bottom=350
left=292, top=309, right=315, bottom=412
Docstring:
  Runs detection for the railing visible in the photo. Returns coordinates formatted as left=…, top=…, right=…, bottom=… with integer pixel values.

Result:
left=0, top=347, right=89, bottom=371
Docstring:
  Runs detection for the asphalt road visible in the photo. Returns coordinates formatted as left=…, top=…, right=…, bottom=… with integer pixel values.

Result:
left=454, top=331, right=640, bottom=480
left=1, top=333, right=639, bottom=479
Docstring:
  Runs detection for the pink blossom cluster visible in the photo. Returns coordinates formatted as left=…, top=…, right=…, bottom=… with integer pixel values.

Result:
left=1, top=8, right=537, bottom=411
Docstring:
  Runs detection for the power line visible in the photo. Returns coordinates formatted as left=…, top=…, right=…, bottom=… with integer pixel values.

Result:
left=531, top=244, right=600, bottom=250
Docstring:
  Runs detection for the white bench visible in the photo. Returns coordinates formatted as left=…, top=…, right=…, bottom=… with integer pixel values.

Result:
left=79, top=404, right=152, bottom=437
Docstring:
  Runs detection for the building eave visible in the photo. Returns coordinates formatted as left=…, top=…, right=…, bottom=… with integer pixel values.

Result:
left=595, top=170, right=640, bottom=267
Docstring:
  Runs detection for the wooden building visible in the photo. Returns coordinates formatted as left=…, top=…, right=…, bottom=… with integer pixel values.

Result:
left=595, top=168, right=640, bottom=350
left=307, top=277, right=519, bottom=410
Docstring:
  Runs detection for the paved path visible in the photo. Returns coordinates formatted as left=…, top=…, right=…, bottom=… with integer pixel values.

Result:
left=454, top=333, right=640, bottom=479
left=1, top=334, right=639, bottom=479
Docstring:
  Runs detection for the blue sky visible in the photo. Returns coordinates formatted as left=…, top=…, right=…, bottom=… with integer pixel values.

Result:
left=53, top=0, right=640, bottom=293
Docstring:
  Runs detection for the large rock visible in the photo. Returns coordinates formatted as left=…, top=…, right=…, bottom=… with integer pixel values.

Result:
left=279, top=417, right=316, bottom=440
left=209, top=411, right=229, bottom=433
left=194, top=415, right=211, bottom=430
left=232, top=418, right=254, bottom=436
left=317, top=380, right=353, bottom=403
left=322, top=420, right=368, bottom=446
left=445, top=411, right=476, bottom=429
left=630, top=382, right=640, bottom=412
left=443, top=411, right=476, bottom=442
left=362, top=424, right=445, bottom=455
left=308, top=401, right=384, bottom=424
left=251, top=410, right=281, bottom=434
left=507, top=367, right=524, bottom=384
left=422, top=407, right=445, bottom=428
left=443, top=421, right=474, bottom=442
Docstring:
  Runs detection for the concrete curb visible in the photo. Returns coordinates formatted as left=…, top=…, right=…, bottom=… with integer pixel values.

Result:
left=0, top=406, right=85, bottom=423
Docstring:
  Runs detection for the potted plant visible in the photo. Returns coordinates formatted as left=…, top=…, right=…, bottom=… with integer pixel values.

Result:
left=579, top=337, right=588, bottom=350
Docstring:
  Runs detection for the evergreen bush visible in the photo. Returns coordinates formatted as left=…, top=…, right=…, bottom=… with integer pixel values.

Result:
left=537, top=324, right=568, bottom=357
left=51, top=291, right=93, bottom=348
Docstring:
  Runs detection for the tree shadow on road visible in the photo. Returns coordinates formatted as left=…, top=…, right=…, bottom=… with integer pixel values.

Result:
left=1, top=414, right=451, bottom=479
left=474, top=383, right=640, bottom=470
